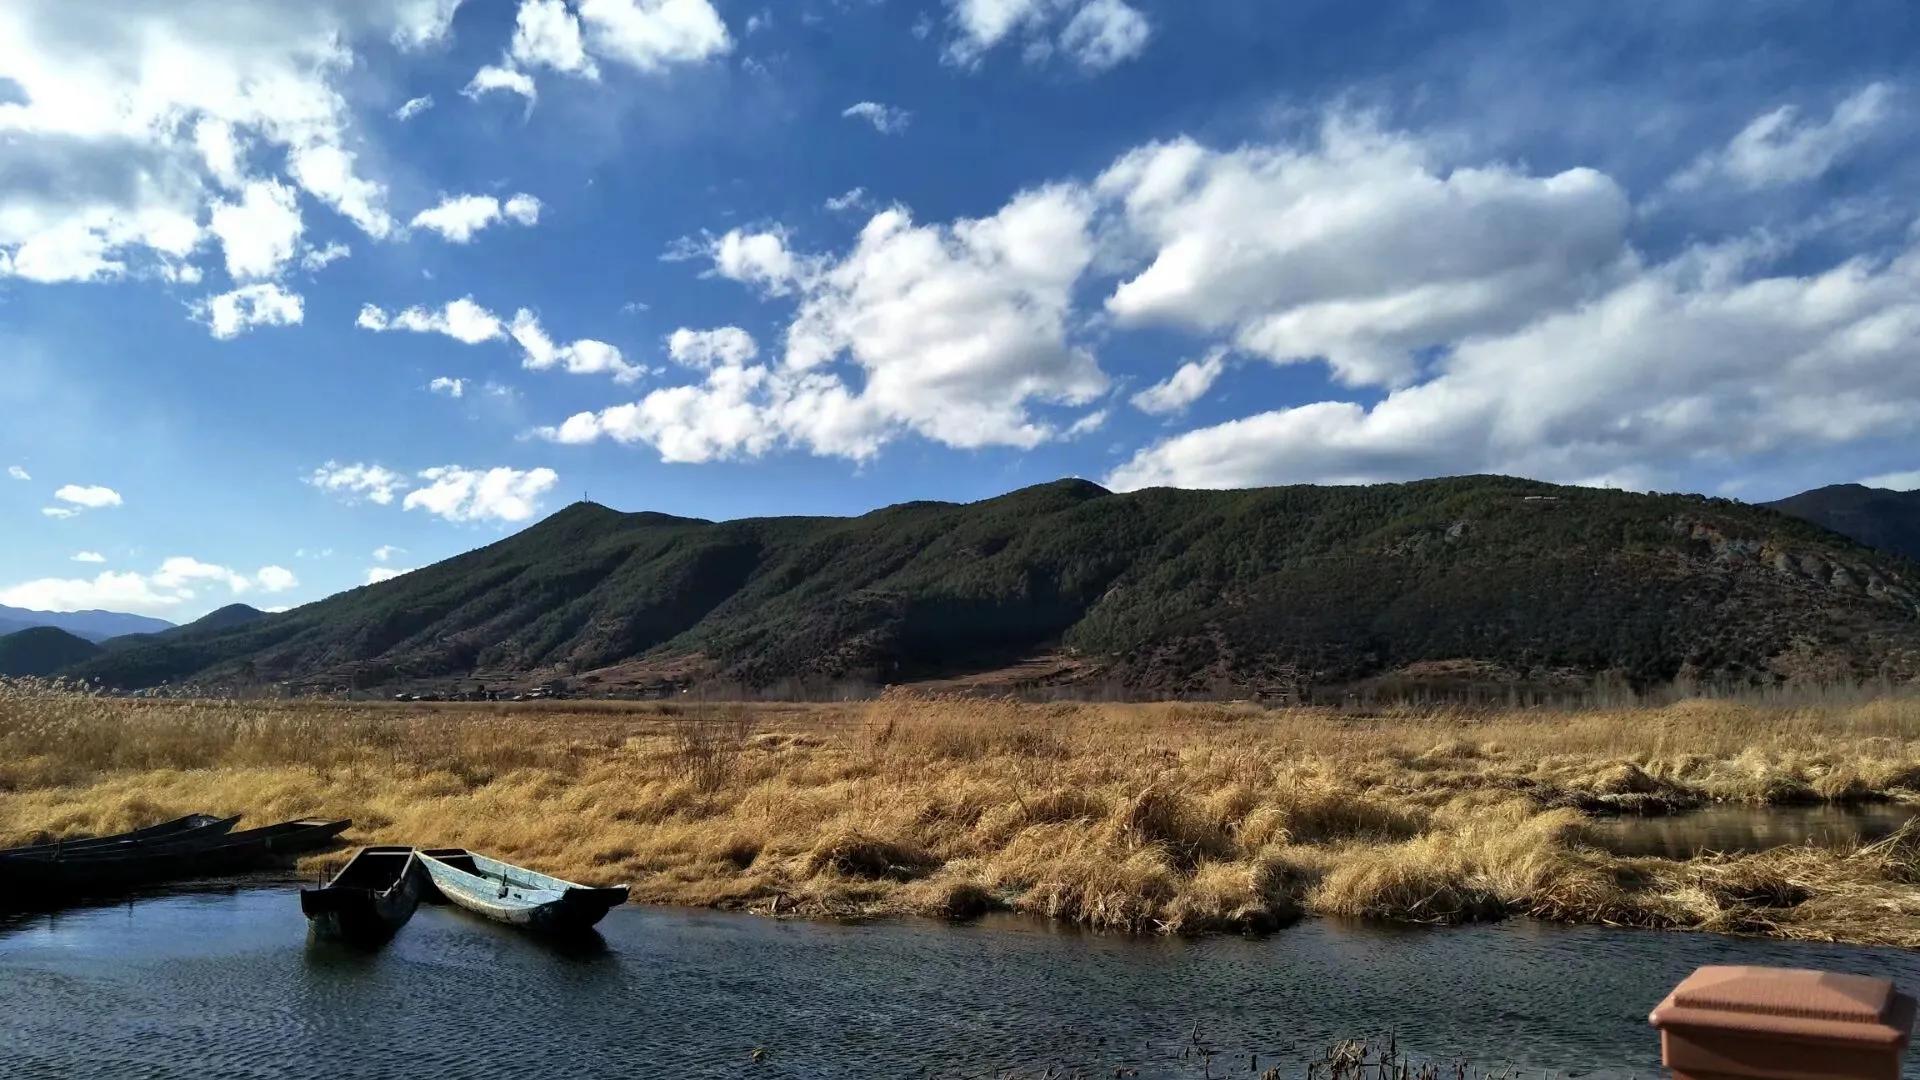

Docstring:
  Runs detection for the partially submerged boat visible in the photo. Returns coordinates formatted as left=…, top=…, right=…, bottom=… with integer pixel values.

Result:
left=0, top=818, right=351, bottom=897
left=301, top=846, right=427, bottom=943
left=418, top=849, right=629, bottom=933
left=0, top=813, right=237, bottom=858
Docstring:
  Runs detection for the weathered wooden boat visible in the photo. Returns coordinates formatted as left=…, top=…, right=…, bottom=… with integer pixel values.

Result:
left=301, top=846, right=427, bottom=943
left=0, top=818, right=351, bottom=897
left=418, top=849, right=629, bottom=933
left=0, top=813, right=238, bottom=858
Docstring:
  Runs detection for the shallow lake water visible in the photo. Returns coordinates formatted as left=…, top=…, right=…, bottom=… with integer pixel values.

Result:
left=4, top=887, right=1920, bottom=1079
left=1584, top=802, right=1920, bottom=858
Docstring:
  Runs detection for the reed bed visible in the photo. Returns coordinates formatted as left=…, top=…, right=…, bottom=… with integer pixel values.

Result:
left=4, top=680, right=1920, bottom=946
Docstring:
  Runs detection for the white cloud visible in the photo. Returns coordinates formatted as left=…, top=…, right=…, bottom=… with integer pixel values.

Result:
left=393, top=95, right=435, bottom=121
left=197, top=283, right=305, bottom=339
left=671, top=227, right=807, bottom=296
left=1862, top=470, right=1920, bottom=492
left=1057, top=0, right=1150, bottom=71
left=6, top=466, right=28, bottom=481
left=300, top=241, right=351, bottom=271
left=308, top=460, right=405, bottom=505
left=357, top=297, right=505, bottom=344
left=403, top=465, right=559, bottom=523
left=372, top=544, right=407, bottom=563
left=1107, top=237, right=1920, bottom=493
left=391, top=0, right=465, bottom=50
left=503, top=193, right=542, bottom=226
left=464, top=64, right=538, bottom=104
left=365, top=566, right=416, bottom=585
left=842, top=102, right=911, bottom=135
left=944, top=0, right=1149, bottom=71
left=556, top=185, right=1108, bottom=463
left=1097, top=119, right=1631, bottom=388
left=41, top=507, right=80, bottom=520
left=1064, top=409, right=1108, bottom=437
left=209, top=179, right=304, bottom=279
left=428, top=376, right=467, bottom=398
left=0, top=3, right=423, bottom=293
left=576, top=0, right=731, bottom=72
left=54, top=484, right=122, bottom=509
left=510, top=309, right=644, bottom=382
left=410, top=193, right=542, bottom=242
left=667, top=326, right=758, bottom=368
left=71, top=551, right=106, bottom=564
left=825, top=188, right=869, bottom=213
left=511, top=0, right=599, bottom=78
left=1132, top=349, right=1228, bottom=415
left=1673, top=83, right=1895, bottom=191
left=0, top=555, right=295, bottom=616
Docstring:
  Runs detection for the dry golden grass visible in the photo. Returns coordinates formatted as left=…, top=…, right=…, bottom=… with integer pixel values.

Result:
left=5, top=680, right=1920, bottom=945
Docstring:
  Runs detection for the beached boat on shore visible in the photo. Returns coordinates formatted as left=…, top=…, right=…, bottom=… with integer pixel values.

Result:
left=0, top=819, right=350, bottom=898
left=301, top=846, right=427, bottom=943
left=419, top=849, right=628, bottom=933
left=0, top=813, right=237, bottom=858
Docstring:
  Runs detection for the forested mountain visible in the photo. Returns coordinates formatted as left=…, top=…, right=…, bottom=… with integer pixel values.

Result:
left=58, top=476, right=1920, bottom=697
left=0, top=605, right=172, bottom=642
left=0, top=627, right=103, bottom=677
left=1769, top=485, right=1920, bottom=563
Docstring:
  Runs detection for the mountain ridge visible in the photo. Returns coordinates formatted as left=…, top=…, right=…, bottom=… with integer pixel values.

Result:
left=57, top=476, right=1920, bottom=697
left=0, top=604, right=173, bottom=642
left=1768, top=484, right=1920, bottom=564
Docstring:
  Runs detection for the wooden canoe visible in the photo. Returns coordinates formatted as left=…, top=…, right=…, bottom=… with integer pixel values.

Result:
left=0, top=818, right=351, bottom=897
left=418, top=849, right=628, bottom=933
left=0, top=813, right=237, bottom=858
left=301, top=846, right=426, bottom=943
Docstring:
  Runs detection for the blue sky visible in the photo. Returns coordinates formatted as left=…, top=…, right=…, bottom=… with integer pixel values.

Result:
left=3, top=0, right=1919, bottom=621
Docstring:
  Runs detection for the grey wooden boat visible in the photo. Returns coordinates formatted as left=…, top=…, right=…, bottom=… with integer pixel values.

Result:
left=0, top=818, right=349, bottom=898
left=301, top=846, right=427, bottom=944
left=418, top=849, right=628, bottom=933
left=0, top=813, right=237, bottom=858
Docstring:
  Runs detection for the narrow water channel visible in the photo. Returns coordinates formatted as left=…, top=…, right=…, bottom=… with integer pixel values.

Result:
left=1585, top=803, right=1920, bottom=858
left=4, top=887, right=1920, bottom=1078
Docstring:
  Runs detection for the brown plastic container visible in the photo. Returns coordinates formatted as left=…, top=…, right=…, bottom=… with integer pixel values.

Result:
left=1649, top=965, right=1917, bottom=1080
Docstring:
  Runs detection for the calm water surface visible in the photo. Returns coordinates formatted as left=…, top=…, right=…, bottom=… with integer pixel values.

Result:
left=1586, top=803, right=1920, bottom=858
left=4, top=887, right=1920, bottom=1079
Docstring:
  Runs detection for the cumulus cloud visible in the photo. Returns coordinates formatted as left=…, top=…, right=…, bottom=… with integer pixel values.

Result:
left=54, top=484, right=122, bottom=509
left=1097, top=119, right=1632, bottom=388
left=300, top=241, right=351, bottom=271
left=464, top=64, right=538, bottom=103
left=510, top=310, right=644, bottom=382
left=668, top=226, right=807, bottom=296
left=307, top=461, right=406, bottom=505
left=825, top=188, right=869, bottom=213
left=357, top=296, right=505, bottom=344
left=365, top=566, right=416, bottom=584
left=7, top=466, right=28, bottom=481
left=469, top=0, right=730, bottom=104
left=1107, top=237, right=1920, bottom=492
left=0, top=3, right=420, bottom=291
left=944, top=0, right=1149, bottom=71
left=410, top=193, right=542, bottom=242
left=71, top=551, right=106, bottom=564
left=393, top=95, right=435, bottom=121
left=403, top=465, right=559, bottom=523
left=197, top=283, right=305, bottom=339
left=1131, top=349, right=1228, bottom=415
left=209, top=179, right=304, bottom=279
left=1673, top=83, right=1895, bottom=191
left=667, top=326, right=758, bottom=368
left=372, top=544, right=407, bottom=563
left=428, top=376, right=466, bottom=398
left=842, top=102, right=911, bottom=134
left=0, top=556, right=296, bottom=616
left=555, top=186, right=1107, bottom=462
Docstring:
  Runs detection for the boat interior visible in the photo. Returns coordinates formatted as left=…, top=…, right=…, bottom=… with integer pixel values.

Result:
left=329, top=847, right=413, bottom=889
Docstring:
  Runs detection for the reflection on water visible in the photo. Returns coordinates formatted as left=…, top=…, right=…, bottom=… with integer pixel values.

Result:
left=1585, top=803, right=1920, bottom=858
left=3, top=888, right=1920, bottom=1079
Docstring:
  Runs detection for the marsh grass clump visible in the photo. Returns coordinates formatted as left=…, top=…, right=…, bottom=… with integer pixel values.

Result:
left=4, top=680, right=1920, bottom=945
